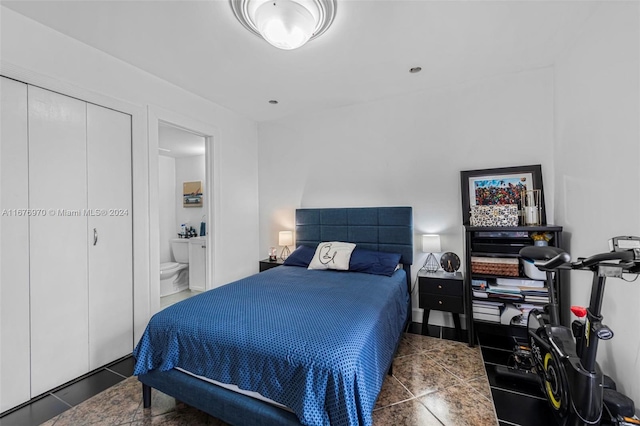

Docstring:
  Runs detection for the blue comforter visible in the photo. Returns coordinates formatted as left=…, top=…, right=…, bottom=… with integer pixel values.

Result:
left=133, top=265, right=408, bottom=426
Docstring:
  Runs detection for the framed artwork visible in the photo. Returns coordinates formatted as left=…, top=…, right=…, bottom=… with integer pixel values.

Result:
left=183, top=181, right=203, bottom=207
left=460, top=165, right=545, bottom=225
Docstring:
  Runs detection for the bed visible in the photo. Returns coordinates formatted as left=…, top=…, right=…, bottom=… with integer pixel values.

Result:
left=134, top=206, right=413, bottom=426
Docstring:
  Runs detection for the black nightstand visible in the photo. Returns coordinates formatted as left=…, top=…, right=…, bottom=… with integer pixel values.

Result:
left=259, top=258, right=284, bottom=272
left=418, top=270, right=464, bottom=337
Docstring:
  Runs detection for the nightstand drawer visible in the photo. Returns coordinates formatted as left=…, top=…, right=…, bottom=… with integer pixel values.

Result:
left=419, top=278, right=463, bottom=296
left=419, top=294, right=464, bottom=313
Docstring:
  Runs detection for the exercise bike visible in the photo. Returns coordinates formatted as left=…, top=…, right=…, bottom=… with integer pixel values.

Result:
left=495, top=237, right=640, bottom=426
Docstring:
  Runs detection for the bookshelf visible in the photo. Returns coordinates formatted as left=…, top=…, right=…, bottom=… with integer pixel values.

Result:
left=464, top=225, right=564, bottom=346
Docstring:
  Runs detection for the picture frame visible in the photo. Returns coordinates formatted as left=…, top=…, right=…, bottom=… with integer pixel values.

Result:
left=460, top=164, right=545, bottom=226
left=183, top=181, right=203, bottom=207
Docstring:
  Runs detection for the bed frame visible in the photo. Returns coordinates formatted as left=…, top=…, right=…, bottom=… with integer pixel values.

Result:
left=139, top=206, right=413, bottom=425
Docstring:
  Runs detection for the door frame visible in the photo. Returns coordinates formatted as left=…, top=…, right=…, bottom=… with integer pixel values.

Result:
left=147, top=105, right=220, bottom=315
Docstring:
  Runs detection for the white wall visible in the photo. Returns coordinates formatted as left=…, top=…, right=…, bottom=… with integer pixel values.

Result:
left=258, top=67, right=555, bottom=325
left=176, top=155, right=207, bottom=235
left=1, top=7, right=260, bottom=340
left=554, top=2, right=640, bottom=410
left=158, top=155, right=177, bottom=263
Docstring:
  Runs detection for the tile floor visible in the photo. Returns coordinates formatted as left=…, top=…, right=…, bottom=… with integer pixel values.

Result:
left=0, top=325, right=554, bottom=426
left=477, top=330, right=555, bottom=426
left=160, top=289, right=201, bottom=309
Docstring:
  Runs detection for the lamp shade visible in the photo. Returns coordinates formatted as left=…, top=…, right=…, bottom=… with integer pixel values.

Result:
left=279, top=231, right=294, bottom=246
left=422, top=234, right=441, bottom=253
left=255, top=0, right=315, bottom=50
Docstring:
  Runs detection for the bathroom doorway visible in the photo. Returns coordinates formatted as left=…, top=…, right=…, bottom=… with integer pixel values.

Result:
left=158, top=123, right=206, bottom=308
left=147, top=105, right=220, bottom=314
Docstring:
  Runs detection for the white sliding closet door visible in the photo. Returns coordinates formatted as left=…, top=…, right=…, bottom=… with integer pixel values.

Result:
left=86, top=104, right=133, bottom=369
left=28, top=86, right=89, bottom=396
left=0, top=77, right=31, bottom=411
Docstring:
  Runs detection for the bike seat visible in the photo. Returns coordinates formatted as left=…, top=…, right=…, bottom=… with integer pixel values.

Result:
left=520, top=246, right=570, bottom=270
left=520, top=246, right=567, bottom=261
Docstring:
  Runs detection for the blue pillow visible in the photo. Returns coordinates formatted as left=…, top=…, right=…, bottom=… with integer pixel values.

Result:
left=349, top=247, right=401, bottom=277
left=283, top=245, right=316, bottom=267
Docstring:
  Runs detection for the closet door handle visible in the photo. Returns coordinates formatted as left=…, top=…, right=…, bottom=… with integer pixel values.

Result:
left=94, top=228, right=98, bottom=246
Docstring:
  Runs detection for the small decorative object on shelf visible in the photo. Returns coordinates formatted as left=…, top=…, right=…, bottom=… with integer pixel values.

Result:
left=522, top=189, right=542, bottom=225
left=470, top=205, right=519, bottom=227
left=531, top=231, right=552, bottom=246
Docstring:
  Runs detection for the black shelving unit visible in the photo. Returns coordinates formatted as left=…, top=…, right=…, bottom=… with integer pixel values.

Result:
left=464, top=225, right=564, bottom=346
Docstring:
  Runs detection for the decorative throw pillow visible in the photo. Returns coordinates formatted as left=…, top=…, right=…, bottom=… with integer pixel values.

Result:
left=349, top=248, right=402, bottom=277
left=283, top=245, right=316, bottom=267
left=308, top=242, right=356, bottom=271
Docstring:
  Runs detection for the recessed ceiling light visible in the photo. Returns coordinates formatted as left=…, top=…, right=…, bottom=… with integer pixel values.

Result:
left=410, top=67, right=422, bottom=74
left=269, top=100, right=279, bottom=104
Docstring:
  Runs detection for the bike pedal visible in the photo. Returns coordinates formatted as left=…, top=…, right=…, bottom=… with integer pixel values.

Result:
left=617, top=416, right=640, bottom=426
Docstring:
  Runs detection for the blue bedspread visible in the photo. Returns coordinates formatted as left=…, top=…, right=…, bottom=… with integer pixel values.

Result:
left=133, top=265, right=408, bottom=426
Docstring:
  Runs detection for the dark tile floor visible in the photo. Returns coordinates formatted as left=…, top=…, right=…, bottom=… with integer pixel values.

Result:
left=0, top=324, right=552, bottom=426
left=0, top=356, right=135, bottom=426
left=475, top=330, right=554, bottom=426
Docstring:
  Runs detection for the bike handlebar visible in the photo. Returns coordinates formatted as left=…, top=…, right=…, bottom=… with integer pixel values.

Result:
left=573, top=250, right=636, bottom=268
left=520, top=245, right=640, bottom=273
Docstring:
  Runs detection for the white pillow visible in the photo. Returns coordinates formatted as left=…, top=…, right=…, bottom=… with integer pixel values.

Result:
left=308, top=241, right=356, bottom=271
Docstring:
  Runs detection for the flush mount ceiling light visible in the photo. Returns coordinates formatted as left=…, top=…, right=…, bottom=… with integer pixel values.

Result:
left=230, top=0, right=337, bottom=50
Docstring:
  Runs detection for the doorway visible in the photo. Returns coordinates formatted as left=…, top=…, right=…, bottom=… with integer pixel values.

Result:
left=148, top=106, right=219, bottom=315
left=158, top=123, right=206, bottom=308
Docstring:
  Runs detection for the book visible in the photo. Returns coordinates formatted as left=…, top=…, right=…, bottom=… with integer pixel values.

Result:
left=472, top=300, right=504, bottom=307
left=473, top=290, right=489, bottom=298
left=473, top=305, right=501, bottom=315
left=495, top=278, right=545, bottom=288
left=473, top=312, right=501, bottom=323
left=524, top=295, right=549, bottom=303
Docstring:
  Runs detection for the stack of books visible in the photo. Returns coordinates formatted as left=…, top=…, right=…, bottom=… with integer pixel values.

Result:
left=472, top=300, right=504, bottom=323
left=476, top=278, right=549, bottom=304
left=496, top=278, right=549, bottom=304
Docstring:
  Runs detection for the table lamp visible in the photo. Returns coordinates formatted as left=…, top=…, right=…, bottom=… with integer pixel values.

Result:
left=279, top=231, right=293, bottom=260
left=421, top=234, right=441, bottom=273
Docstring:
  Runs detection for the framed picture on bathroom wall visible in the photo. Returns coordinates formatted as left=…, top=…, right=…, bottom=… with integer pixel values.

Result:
left=183, top=181, right=203, bottom=207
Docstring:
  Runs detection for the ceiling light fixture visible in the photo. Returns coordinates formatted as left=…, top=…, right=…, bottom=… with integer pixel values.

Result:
left=230, top=0, right=337, bottom=50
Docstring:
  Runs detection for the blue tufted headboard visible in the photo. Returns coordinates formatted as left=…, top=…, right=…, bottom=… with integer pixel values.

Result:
left=295, top=206, right=413, bottom=286
left=295, top=207, right=413, bottom=264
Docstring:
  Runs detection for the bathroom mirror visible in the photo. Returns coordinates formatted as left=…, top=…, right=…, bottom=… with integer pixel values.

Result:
left=183, top=181, right=203, bottom=207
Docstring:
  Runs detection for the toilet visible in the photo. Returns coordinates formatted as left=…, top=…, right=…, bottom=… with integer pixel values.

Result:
left=160, top=238, right=189, bottom=297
